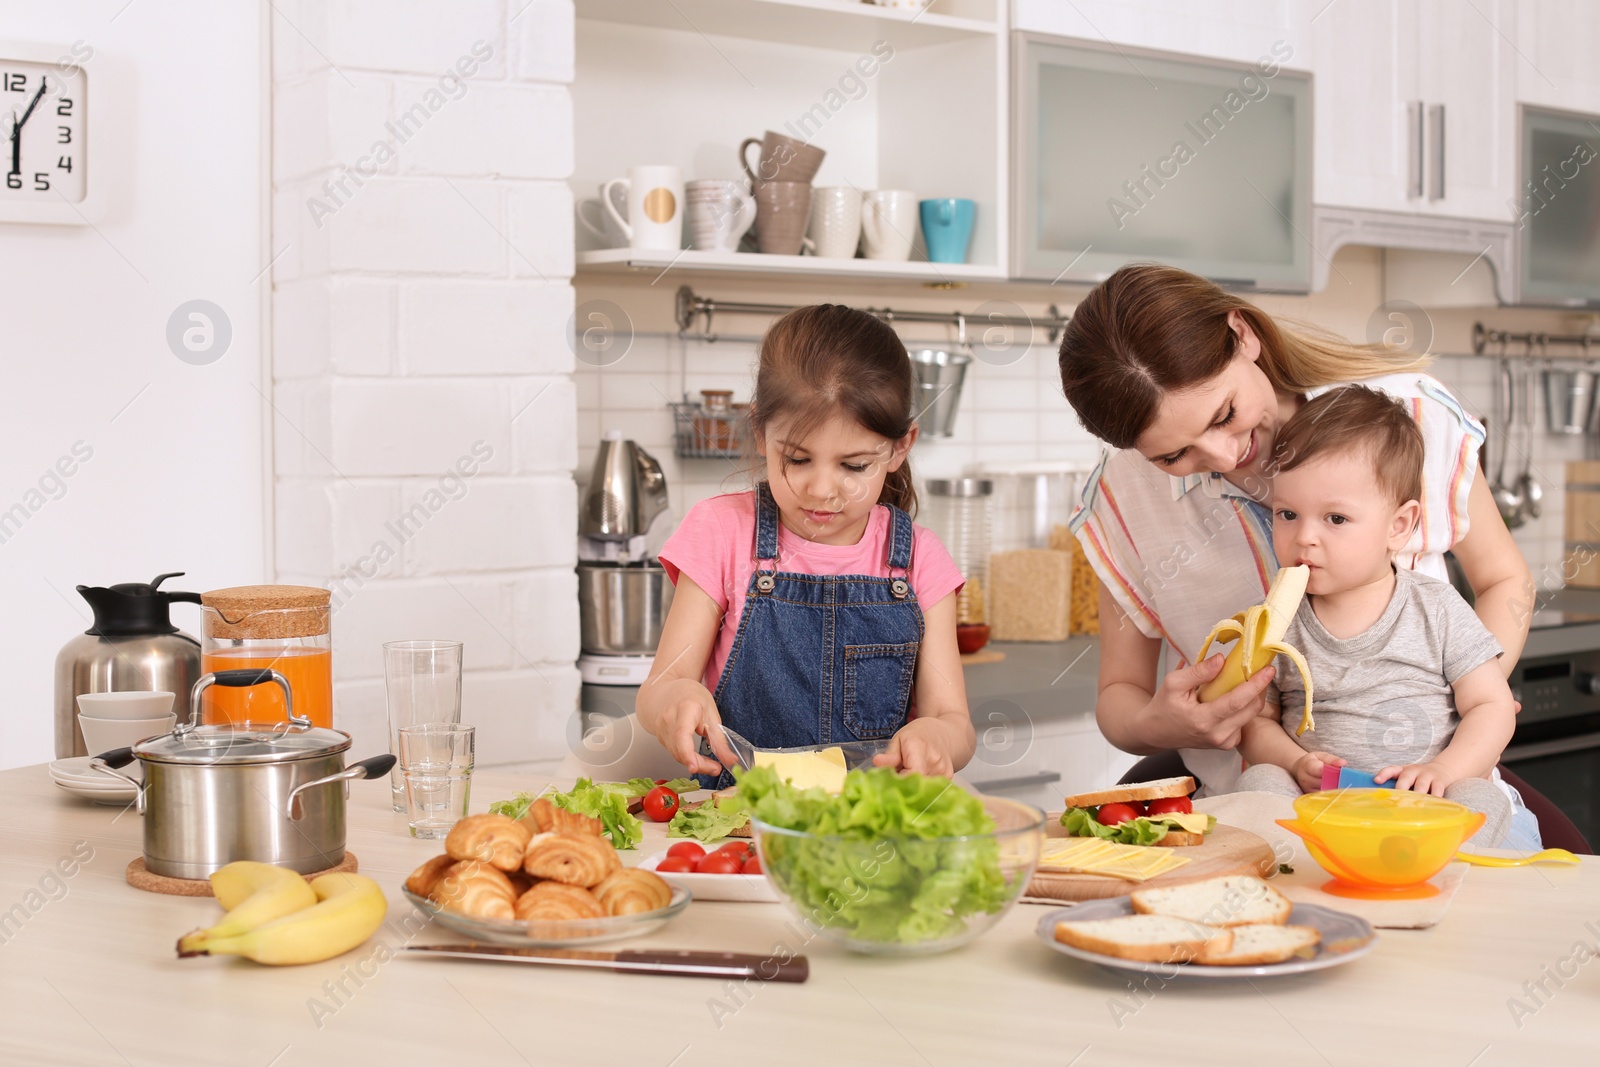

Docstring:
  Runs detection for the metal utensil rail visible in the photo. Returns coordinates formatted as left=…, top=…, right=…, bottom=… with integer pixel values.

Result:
left=673, top=285, right=1071, bottom=344
left=1473, top=322, right=1600, bottom=359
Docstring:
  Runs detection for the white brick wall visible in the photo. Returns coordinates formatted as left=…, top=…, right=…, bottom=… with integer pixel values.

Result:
left=272, top=0, right=579, bottom=767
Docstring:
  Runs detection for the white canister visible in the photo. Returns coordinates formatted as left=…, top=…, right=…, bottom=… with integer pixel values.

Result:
left=861, top=189, right=918, bottom=261
left=807, top=186, right=863, bottom=259
left=603, top=165, right=685, bottom=253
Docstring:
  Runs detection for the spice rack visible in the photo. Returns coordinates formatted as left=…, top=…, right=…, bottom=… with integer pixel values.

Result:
left=670, top=394, right=745, bottom=460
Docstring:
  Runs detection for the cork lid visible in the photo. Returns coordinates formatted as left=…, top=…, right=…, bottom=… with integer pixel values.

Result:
left=201, top=585, right=330, bottom=640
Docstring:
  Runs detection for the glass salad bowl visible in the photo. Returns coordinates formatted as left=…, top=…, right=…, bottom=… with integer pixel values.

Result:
left=752, top=793, right=1045, bottom=956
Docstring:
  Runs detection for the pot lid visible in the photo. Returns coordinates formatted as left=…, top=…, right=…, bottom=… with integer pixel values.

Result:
left=133, top=722, right=352, bottom=765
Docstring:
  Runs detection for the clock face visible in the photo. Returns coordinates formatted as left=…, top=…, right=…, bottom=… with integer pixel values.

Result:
left=2, top=59, right=86, bottom=204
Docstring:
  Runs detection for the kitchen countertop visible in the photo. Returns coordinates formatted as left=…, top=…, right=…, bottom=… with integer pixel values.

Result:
left=4, top=763, right=1594, bottom=1065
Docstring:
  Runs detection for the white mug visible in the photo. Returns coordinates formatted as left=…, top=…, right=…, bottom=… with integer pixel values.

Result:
left=686, top=179, right=757, bottom=253
left=576, top=181, right=628, bottom=248
left=807, top=186, right=863, bottom=259
left=861, top=189, right=918, bottom=261
left=603, top=165, right=684, bottom=253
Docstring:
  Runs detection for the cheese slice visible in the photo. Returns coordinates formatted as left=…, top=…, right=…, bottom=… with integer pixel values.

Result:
left=1162, top=812, right=1212, bottom=836
left=753, top=747, right=848, bottom=793
left=1037, top=838, right=1193, bottom=881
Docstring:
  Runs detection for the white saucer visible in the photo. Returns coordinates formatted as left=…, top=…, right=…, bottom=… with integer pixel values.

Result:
left=53, top=778, right=138, bottom=805
left=50, top=756, right=141, bottom=785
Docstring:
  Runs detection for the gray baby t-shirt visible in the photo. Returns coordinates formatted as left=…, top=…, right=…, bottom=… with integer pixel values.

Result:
left=1263, top=568, right=1503, bottom=769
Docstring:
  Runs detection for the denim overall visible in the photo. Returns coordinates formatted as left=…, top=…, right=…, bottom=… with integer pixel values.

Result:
left=702, top=485, right=924, bottom=787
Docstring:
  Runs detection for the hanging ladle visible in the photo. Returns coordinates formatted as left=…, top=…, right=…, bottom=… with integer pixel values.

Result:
left=1518, top=337, right=1544, bottom=520
left=1491, top=350, right=1525, bottom=527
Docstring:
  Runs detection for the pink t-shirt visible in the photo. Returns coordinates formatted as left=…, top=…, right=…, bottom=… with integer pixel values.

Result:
left=659, top=491, right=965, bottom=693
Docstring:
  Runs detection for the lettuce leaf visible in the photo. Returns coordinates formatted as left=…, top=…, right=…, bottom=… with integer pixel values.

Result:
left=667, top=796, right=750, bottom=842
left=735, top=765, right=1011, bottom=946
left=1060, top=808, right=1216, bottom=846
left=487, top=778, right=644, bottom=850
left=598, top=777, right=698, bottom=799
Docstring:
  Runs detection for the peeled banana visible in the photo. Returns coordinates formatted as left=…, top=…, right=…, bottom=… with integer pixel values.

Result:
left=1196, top=565, right=1315, bottom=734
left=178, top=869, right=387, bottom=966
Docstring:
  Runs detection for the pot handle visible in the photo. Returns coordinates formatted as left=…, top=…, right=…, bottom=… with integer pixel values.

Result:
left=89, top=750, right=145, bottom=814
left=286, top=754, right=398, bottom=821
left=186, top=669, right=304, bottom=732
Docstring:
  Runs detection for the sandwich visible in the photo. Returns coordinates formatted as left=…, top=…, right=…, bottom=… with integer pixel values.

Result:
left=1060, top=776, right=1215, bottom=847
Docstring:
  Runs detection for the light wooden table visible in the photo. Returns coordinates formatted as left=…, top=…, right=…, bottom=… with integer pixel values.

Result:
left=2, top=764, right=1594, bottom=1066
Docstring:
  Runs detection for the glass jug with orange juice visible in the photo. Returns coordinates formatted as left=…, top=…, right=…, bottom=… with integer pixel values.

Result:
left=200, top=585, right=332, bottom=728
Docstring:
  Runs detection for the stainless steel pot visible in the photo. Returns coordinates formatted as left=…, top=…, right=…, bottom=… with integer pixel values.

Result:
left=92, top=669, right=394, bottom=879
left=577, top=561, right=674, bottom=655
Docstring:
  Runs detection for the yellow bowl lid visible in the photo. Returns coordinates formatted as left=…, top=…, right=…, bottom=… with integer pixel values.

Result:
left=1293, top=788, right=1474, bottom=829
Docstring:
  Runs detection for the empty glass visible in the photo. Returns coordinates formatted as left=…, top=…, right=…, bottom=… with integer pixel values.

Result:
left=398, top=723, right=474, bottom=839
left=384, top=640, right=463, bottom=812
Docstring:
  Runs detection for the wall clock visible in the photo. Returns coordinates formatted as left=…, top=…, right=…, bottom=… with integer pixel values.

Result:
left=0, top=39, right=106, bottom=224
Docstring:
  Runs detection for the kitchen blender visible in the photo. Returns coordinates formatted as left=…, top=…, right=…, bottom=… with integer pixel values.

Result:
left=576, top=432, right=676, bottom=685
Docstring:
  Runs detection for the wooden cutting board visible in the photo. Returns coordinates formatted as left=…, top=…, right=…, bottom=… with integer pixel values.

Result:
left=1026, top=822, right=1277, bottom=902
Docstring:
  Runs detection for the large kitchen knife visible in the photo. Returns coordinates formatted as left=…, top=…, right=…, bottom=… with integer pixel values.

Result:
left=403, top=944, right=809, bottom=982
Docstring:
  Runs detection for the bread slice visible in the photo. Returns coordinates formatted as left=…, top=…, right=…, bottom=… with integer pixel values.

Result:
left=1053, top=914, right=1232, bottom=963
left=1194, top=924, right=1321, bottom=966
left=1062, top=776, right=1195, bottom=809
left=1151, top=830, right=1206, bottom=848
left=1130, top=875, right=1292, bottom=928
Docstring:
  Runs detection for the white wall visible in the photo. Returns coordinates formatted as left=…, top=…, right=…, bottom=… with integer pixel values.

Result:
left=0, top=1, right=266, bottom=768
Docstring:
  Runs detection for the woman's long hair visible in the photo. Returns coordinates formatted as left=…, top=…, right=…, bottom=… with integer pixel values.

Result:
left=1058, top=264, right=1431, bottom=449
left=748, top=304, right=918, bottom=515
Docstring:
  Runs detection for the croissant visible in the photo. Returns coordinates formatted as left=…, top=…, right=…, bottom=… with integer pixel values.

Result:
left=403, top=854, right=457, bottom=898
left=525, top=797, right=604, bottom=837
left=522, top=830, right=621, bottom=887
left=593, top=868, right=672, bottom=916
left=514, top=882, right=606, bottom=923
left=430, top=860, right=516, bottom=921
left=445, top=813, right=533, bottom=872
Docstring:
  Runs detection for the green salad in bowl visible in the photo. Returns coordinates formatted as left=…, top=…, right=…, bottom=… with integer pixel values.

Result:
left=741, top=765, right=1045, bottom=955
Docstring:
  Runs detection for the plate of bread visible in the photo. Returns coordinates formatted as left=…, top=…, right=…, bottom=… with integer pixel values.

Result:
left=1037, top=875, right=1376, bottom=977
left=402, top=802, right=690, bottom=946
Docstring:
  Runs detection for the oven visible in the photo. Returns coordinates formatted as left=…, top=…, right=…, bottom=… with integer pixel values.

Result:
left=1503, top=605, right=1600, bottom=847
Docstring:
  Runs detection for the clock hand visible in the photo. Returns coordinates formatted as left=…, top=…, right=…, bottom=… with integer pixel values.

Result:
left=11, top=79, right=48, bottom=175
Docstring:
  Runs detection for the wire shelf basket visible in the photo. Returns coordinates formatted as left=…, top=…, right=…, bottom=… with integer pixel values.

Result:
left=670, top=400, right=746, bottom=460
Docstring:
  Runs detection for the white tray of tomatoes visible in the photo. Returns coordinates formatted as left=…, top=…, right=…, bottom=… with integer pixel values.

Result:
left=638, top=840, right=780, bottom=904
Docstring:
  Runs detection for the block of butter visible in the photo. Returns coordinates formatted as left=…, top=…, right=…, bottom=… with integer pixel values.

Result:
left=752, top=746, right=848, bottom=793
left=1036, top=838, right=1193, bottom=881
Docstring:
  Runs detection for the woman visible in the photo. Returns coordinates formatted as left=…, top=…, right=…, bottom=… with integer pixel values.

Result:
left=1059, top=265, right=1531, bottom=795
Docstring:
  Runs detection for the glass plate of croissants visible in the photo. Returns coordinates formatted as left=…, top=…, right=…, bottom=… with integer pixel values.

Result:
left=401, top=800, right=691, bottom=946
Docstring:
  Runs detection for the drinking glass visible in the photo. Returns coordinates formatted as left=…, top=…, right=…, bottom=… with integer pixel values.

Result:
left=399, top=723, right=475, bottom=839
left=384, top=640, right=463, bottom=812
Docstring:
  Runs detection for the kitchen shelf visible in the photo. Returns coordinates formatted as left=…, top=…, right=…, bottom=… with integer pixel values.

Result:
left=576, top=247, right=1006, bottom=284
left=574, top=0, right=1000, bottom=52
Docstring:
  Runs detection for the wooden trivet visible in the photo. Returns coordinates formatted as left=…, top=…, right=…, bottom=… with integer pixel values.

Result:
left=125, top=852, right=359, bottom=896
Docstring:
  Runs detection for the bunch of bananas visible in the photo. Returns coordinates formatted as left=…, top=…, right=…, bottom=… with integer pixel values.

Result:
left=177, top=861, right=387, bottom=965
left=1196, top=564, right=1315, bottom=735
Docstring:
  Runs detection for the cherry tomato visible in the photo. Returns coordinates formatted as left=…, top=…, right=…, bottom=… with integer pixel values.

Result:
left=1096, top=802, right=1140, bottom=826
left=666, top=841, right=706, bottom=862
left=715, top=841, right=753, bottom=859
left=656, top=856, right=694, bottom=873
left=741, top=854, right=763, bottom=876
left=641, top=785, right=680, bottom=822
left=1128, top=800, right=1148, bottom=816
left=653, top=778, right=670, bottom=785
left=696, top=853, right=743, bottom=875
left=1146, top=796, right=1193, bottom=816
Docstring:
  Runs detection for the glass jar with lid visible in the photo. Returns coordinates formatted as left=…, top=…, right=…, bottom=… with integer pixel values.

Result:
left=200, top=585, right=332, bottom=728
left=924, top=478, right=993, bottom=652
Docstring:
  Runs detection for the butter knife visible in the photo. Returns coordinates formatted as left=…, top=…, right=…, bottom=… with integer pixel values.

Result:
left=404, top=944, right=809, bottom=983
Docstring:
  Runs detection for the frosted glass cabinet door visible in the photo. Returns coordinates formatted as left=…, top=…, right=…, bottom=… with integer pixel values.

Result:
left=1013, top=34, right=1312, bottom=291
left=1518, top=108, right=1600, bottom=308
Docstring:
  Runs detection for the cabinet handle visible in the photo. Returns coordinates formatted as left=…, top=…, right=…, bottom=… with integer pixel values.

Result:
left=964, top=770, right=1063, bottom=792
left=1427, top=103, right=1446, bottom=201
left=1407, top=100, right=1424, bottom=199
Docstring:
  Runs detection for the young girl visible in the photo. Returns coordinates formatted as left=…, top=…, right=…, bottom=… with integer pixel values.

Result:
left=637, top=304, right=975, bottom=782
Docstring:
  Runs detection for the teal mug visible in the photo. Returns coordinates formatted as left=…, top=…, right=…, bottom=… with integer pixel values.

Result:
left=919, top=198, right=975, bottom=264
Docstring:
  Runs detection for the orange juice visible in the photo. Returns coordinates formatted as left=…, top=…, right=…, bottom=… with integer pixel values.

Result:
left=201, top=646, right=333, bottom=728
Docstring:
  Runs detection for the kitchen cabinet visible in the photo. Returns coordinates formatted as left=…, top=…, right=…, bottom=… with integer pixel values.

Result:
left=1514, top=0, right=1600, bottom=116
left=1011, top=0, right=1296, bottom=67
left=571, top=0, right=1008, bottom=283
left=1310, top=0, right=1516, bottom=223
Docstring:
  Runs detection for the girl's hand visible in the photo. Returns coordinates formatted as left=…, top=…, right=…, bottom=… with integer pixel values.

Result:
left=1375, top=761, right=1461, bottom=796
left=875, top=718, right=959, bottom=778
left=654, top=688, right=737, bottom=777
left=1291, top=750, right=1344, bottom=794
left=1157, top=654, right=1275, bottom=751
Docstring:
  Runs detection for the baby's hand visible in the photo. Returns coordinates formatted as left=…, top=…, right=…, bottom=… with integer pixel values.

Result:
left=1375, top=762, right=1460, bottom=796
left=1291, top=751, right=1344, bottom=794
left=875, top=719, right=957, bottom=778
